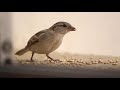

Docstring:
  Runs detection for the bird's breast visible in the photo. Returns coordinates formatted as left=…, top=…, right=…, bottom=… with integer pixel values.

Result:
left=49, top=35, right=63, bottom=53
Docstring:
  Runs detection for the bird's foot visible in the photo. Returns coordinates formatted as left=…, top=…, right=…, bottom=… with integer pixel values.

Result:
left=49, top=59, right=62, bottom=63
left=30, top=59, right=34, bottom=62
left=25, top=60, right=31, bottom=62
left=31, top=60, right=34, bottom=62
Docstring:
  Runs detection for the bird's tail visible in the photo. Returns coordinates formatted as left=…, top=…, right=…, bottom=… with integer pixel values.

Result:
left=15, top=48, right=29, bottom=56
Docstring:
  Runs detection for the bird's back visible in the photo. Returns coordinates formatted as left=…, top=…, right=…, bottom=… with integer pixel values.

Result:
left=26, top=29, right=63, bottom=54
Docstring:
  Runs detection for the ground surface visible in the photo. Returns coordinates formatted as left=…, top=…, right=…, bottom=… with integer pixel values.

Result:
left=14, top=51, right=120, bottom=70
left=0, top=51, right=120, bottom=78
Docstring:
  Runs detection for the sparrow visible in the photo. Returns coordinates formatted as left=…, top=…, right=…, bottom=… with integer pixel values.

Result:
left=15, top=21, right=76, bottom=62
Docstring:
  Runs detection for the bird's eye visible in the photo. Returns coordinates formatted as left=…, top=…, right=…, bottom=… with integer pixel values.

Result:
left=63, top=24, right=67, bottom=27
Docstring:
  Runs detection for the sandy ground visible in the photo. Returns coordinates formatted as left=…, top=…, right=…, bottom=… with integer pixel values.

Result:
left=0, top=50, right=119, bottom=78
left=13, top=51, right=120, bottom=71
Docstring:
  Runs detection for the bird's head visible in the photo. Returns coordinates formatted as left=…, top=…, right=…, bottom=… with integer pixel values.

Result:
left=49, top=21, right=76, bottom=35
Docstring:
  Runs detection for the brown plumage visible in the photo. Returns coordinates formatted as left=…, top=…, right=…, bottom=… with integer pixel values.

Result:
left=15, top=21, right=76, bottom=62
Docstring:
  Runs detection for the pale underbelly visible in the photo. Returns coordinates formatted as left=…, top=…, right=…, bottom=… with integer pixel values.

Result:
left=29, top=38, right=62, bottom=54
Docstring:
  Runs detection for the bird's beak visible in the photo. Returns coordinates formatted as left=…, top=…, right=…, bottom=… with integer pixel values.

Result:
left=68, top=26, right=76, bottom=31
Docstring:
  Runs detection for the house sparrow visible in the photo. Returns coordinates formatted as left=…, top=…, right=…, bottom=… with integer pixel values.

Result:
left=15, top=21, right=76, bottom=62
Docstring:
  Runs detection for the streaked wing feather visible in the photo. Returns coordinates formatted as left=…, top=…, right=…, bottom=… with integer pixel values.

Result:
left=27, top=30, right=46, bottom=47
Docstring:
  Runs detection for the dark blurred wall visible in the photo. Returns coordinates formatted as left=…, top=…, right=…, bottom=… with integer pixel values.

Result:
left=0, top=12, right=12, bottom=65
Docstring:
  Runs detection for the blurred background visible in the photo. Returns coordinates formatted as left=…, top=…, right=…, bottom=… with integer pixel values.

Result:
left=0, top=12, right=120, bottom=56
left=1, top=12, right=120, bottom=78
left=10, top=12, right=120, bottom=57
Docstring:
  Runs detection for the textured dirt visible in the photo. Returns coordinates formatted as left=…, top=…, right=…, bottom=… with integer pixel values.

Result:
left=13, top=51, right=120, bottom=70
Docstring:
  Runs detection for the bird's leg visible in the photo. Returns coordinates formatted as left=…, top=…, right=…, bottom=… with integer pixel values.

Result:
left=46, top=54, right=62, bottom=62
left=46, top=54, right=55, bottom=62
left=30, top=52, right=34, bottom=62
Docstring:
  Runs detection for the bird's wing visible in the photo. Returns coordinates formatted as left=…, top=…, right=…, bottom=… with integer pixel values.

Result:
left=26, top=30, right=46, bottom=47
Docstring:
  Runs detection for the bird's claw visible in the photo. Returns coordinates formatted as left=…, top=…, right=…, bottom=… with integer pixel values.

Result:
left=49, top=59, right=62, bottom=63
